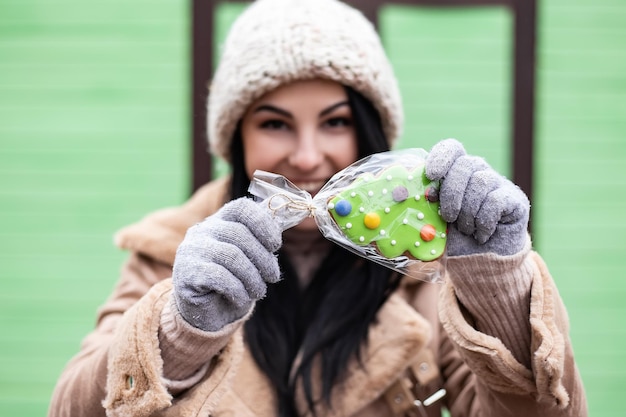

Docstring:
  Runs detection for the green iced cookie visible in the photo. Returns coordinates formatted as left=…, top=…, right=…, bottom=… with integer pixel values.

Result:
left=327, top=164, right=447, bottom=261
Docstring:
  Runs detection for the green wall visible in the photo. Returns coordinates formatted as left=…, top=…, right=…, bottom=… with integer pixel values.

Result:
left=534, top=1, right=626, bottom=414
left=0, top=1, right=189, bottom=414
left=382, top=6, right=512, bottom=174
left=0, top=1, right=624, bottom=416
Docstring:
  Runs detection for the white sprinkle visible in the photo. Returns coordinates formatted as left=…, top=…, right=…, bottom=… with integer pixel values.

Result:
left=350, top=191, right=356, bottom=198
left=414, top=241, right=421, bottom=247
left=359, top=207, right=365, bottom=213
left=327, top=202, right=335, bottom=210
left=408, top=175, right=414, bottom=181
left=380, top=230, right=386, bottom=236
left=403, top=218, right=408, bottom=224
left=441, top=233, right=446, bottom=238
left=430, top=249, right=437, bottom=255
left=417, top=212, right=425, bottom=220
left=384, top=207, right=390, bottom=213
left=386, top=175, right=393, bottom=181
left=346, top=223, right=352, bottom=229
left=368, top=190, right=374, bottom=197
left=391, top=240, right=397, bottom=245
left=359, top=236, right=365, bottom=242
left=414, top=194, right=421, bottom=201
left=382, top=188, right=388, bottom=195
left=438, top=209, right=441, bottom=215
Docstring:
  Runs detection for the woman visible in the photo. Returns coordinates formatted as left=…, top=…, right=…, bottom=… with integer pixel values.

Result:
left=49, top=0, right=587, bottom=416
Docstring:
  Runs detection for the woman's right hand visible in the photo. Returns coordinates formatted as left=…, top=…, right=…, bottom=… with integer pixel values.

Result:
left=172, top=197, right=282, bottom=332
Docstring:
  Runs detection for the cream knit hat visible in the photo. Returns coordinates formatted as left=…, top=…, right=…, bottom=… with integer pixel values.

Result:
left=207, top=0, right=404, bottom=161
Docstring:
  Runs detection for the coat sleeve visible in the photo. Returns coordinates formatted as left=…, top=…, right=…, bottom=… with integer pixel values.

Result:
left=438, top=248, right=588, bottom=416
left=48, top=253, right=168, bottom=417
left=47, top=253, right=243, bottom=417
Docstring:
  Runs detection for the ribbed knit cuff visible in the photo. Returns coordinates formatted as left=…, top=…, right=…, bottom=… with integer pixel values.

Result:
left=158, top=295, right=246, bottom=388
left=446, top=236, right=533, bottom=368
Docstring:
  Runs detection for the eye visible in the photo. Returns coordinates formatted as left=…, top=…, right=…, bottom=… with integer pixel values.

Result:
left=324, top=117, right=352, bottom=128
left=260, top=119, right=289, bottom=130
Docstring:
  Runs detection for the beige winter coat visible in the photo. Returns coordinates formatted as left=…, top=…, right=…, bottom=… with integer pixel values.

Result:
left=49, top=177, right=587, bottom=417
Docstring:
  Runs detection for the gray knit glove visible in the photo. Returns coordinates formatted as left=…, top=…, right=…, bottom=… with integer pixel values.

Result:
left=425, top=139, right=530, bottom=256
left=172, top=197, right=282, bottom=332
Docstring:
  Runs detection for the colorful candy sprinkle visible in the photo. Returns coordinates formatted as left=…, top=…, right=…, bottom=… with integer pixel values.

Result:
left=364, top=212, right=381, bottom=229
left=392, top=185, right=409, bottom=202
left=334, top=199, right=352, bottom=216
left=420, top=224, right=437, bottom=242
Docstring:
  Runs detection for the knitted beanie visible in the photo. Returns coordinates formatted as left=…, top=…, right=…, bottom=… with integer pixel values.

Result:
left=207, top=0, right=404, bottom=161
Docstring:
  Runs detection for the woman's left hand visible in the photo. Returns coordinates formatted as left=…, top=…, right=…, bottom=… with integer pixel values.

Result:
left=425, top=138, right=530, bottom=256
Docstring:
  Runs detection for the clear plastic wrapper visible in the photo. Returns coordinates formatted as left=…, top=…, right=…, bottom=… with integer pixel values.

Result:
left=248, top=148, right=448, bottom=283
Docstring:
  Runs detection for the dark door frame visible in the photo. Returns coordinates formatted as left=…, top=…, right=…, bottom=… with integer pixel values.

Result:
left=191, top=0, right=537, bottom=212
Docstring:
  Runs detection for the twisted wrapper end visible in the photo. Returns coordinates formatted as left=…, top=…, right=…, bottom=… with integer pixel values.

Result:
left=267, top=193, right=317, bottom=220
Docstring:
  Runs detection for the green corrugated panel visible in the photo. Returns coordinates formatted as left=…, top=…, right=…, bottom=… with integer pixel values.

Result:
left=0, top=1, right=189, bottom=415
left=381, top=6, right=512, bottom=176
left=535, top=1, right=626, bottom=416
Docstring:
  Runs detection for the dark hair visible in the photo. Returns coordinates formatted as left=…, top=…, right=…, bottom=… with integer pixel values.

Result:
left=229, top=86, right=399, bottom=416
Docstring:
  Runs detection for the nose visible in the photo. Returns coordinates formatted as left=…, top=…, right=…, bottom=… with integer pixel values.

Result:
left=288, top=128, right=324, bottom=171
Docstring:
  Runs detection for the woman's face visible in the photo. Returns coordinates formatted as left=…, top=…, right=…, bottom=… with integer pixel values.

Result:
left=241, top=79, right=358, bottom=230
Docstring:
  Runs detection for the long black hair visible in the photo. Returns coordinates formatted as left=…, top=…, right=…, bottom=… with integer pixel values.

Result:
left=229, top=86, right=400, bottom=416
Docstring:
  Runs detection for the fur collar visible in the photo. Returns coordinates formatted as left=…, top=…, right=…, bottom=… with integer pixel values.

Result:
left=113, top=176, right=230, bottom=265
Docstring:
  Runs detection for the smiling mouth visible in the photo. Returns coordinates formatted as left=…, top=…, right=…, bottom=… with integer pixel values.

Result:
left=294, top=180, right=327, bottom=195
